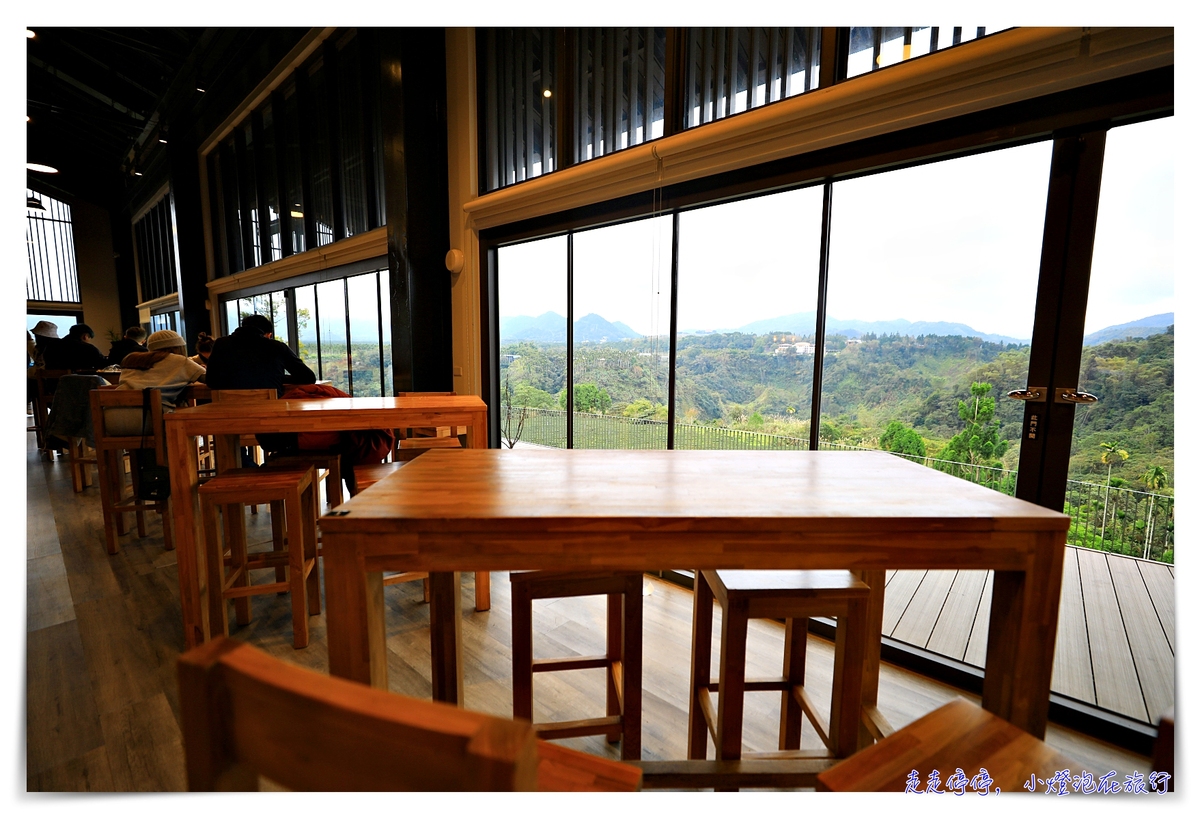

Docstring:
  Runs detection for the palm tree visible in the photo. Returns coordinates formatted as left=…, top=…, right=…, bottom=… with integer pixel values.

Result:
left=1098, top=442, right=1129, bottom=546
left=1141, top=465, right=1168, bottom=559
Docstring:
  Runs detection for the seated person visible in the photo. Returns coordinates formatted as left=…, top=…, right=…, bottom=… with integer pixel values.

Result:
left=43, top=323, right=106, bottom=372
left=105, top=330, right=207, bottom=435
left=204, top=314, right=316, bottom=395
left=189, top=331, right=215, bottom=368
left=105, top=326, right=148, bottom=367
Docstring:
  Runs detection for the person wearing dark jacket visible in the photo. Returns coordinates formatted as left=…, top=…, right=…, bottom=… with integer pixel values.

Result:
left=43, top=323, right=106, bottom=372
left=105, top=326, right=148, bottom=367
left=204, top=314, right=316, bottom=395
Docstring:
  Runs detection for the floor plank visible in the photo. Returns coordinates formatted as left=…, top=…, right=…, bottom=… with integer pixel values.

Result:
left=925, top=570, right=988, bottom=662
left=1137, top=560, right=1175, bottom=653
left=891, top=569, right=956, bottom=649
left=26, top=621, right=107, bottom=777
left=1076, top=548, right=1147, bottom=722
left=1051, top=548, right=1095, bottom=704
left=962, top=571, right=994, bottom=668
left=1106, top=555, right=1174, bottom=724
left=881, top=570, right=926, bottom=636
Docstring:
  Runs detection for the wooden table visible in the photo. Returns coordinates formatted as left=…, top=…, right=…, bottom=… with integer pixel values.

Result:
left=320, top=448, right=1069, bottom=745
left=165, top=395, right=489, bottom=649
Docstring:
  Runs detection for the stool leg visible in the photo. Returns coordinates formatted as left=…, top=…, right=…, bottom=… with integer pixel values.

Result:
left=511, top=580, right=534, bottom=722
left=688, top=570, right=714, bottom=760
left=831, top=602, right=868, bottom=758
left=303, top=480, right=321, bottom=616
left=270, top=499, right=287, bottom=587
left=160, top=497, right=174, bottom=551
left=857, top=569, right=886, bottom=751
left=98, top=448, right=120, bottom=555
left=621, top=573, right=643, bottom=761
left=780, top=617, right=809, bottom=751
left=201, top=496, right=230, bottom=638
left=286, top=486, right=310, bottom=649
left=475, top=571, right=491, bottom=611
left=715, top=597, right=750, bottom=765
left=605, top=591, right=623, bottom=744
left=229, top=503, right=251, bottom=627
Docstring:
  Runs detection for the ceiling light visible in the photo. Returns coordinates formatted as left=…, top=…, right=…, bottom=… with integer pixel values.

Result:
left=290, top=210, right=304, bottom=218
left=26, top=29, right=35, bottom=39
left=26, top=163, right=58, bottom=173
left=26, top=115, right=31, bottom=122
left=159, top=137, right=168, bottom=144
left=543, top=89, right=552, bottom=98
left=196, top=85, right=206, bottom=93
left=27, top=196, right=46, bottom=211
left=133, top=170, right=143, bottom=177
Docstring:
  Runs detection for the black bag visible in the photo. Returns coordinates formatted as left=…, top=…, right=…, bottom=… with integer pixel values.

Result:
left=135, top=389, right=171, bottom=501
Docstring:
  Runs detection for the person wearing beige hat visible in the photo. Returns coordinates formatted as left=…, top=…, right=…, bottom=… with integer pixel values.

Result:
left=105, top=329, right=207, bottom=435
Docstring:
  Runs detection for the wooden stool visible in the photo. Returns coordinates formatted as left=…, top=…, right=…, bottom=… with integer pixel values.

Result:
left=266, top=450, right=345, bottom=510
left=510, top=570, right=643, bottom=761
left=817, top=697, right=1080, bottom=792
left=200, top=465, right=319, bottom=649
left=689, top=569, right=869, bottom=774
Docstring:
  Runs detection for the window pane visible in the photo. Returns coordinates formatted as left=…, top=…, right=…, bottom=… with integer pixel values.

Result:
left=219, top=139, right=245, bottom=273
left=260, top=106, right=282, bottom=262
left=241, top=123, right=262, bottom=267
left=498, top=235, right=567, bottom=447
left=674, top=187, right=824, bottom=449
left=1070, top=116, right=1174, bottom=563
left=338, top=35, right=369, bottom=237
left=379, top=268, right=392, bottom=394
left=821, top=142, right=1052, bottom=492
left=685, top=28, right=820, bottom=128
left=308, top=60, right=336, bottom=247
left=846, top=26, right=1003, bottom=79
left=25, top=188, right=80, bottom=303
left=576, top=28, right=665, bottom=161
left=294, top=285, right=318, bottom=373
left=316, top=279, right=349, bottom=392
left=282, top=84, right=306, bottom=254
left=347, top=272, right=382, bottom=396
left=481, top=27, right=557, bottom=191
left=572, top=216, right=672, bottom=449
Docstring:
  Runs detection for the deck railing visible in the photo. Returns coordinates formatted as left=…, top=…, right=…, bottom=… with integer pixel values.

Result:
left=504, top=406, right=1174, bottom=563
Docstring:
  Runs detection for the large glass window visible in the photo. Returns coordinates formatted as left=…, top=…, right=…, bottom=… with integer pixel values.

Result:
left=845, top=26, right=1000, bottom=79
left=481, top=28, right=557, bottom=190
left=240, top=122, right=262, bottom=269
left=337, top=34, right=369, bottom=237
left=575, top=28, right=665, bottom=162
left=259, top=105, right=283, bottom=262
left=281, top=82, right=306, bottom=254
left=26, top=188, right=80, bottom=304
left=308, top=59, right=336, bottom=248
left=133, top=193, right=180, bottom=302
left=674, top=186, right=824, bottom=448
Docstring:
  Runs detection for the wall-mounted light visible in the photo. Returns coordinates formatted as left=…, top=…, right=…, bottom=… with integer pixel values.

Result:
left=26, top=29, right=35, bottom=39
left=133, top=170, right=143, bottom=177
left=158, top=137, right=168, bottom=144
left=543, top=89, right=552, bottom=98
left=290, top=211, right=304, bottom=218
left=27, top=196, right=46, bottom=211
left=445, top=249, right=465, bottom=274
left=26, top=162, right=58, bottom=173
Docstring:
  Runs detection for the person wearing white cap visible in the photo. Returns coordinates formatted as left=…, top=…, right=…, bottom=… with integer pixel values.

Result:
left=105, top=329, right=207, bottom=435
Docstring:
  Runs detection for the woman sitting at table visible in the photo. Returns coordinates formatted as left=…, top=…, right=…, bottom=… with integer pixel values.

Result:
left=189, top=331, right=215, bottom=368
left=105, top=330, right=206, bottom=435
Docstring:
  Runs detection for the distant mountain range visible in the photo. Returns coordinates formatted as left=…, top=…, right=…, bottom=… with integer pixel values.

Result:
left=500, top=312, right=639, bottom=343
left=501, top=310, right=1173, bottom=347
left=1082, top=313, right=1173, bottom=346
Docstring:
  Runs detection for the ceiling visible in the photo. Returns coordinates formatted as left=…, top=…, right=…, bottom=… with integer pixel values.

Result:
left=26, top=27, right=205, bottom=205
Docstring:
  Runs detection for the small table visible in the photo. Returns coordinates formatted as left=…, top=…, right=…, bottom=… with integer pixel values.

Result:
left=165, top=394, right=489, bottom=649
left=320, top=448, right=1069, bottom=743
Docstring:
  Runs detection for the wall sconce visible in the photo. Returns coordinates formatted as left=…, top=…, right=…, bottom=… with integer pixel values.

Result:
left=445, top=249, right=465, bottom=274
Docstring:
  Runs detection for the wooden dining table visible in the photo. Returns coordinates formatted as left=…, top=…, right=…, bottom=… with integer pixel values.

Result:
left=319, top=448, right=1070, bottom=753
left=164, top=394, right=489, bottom=649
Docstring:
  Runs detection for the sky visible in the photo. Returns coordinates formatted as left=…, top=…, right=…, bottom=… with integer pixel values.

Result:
left=500, top=117, right=1174, bottom=341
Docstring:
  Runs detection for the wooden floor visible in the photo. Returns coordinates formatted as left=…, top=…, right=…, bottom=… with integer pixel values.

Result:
left=26, top=431, right=1153, bottom=791
left=882, top=551, right=1174, bottom=726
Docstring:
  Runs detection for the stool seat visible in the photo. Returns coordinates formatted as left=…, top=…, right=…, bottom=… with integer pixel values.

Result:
left=689, top=569, right=870, bottom=785
left=200, top=464, right=319, bottom=649
left=511, top=570, right=643, bottom=761
left=817, top=698, right=1081, bottom=793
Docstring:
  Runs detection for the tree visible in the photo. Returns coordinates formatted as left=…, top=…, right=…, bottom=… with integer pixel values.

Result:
left=500, top=373, right=527, bottom=449
left=879, top=420, right=927, bottom=458
left=1140, top=465, right=1168, bottom=559
left=1098, top=441, right=1129, bottom=544
left=513, top=384, right=555, bottom=408
left=939, top=382, right=1008, bottom=482
left=559, top=383, right=612, bottom=414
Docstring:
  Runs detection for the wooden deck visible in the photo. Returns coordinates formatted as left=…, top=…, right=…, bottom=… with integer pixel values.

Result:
left=883, top=550, right=1175, bottom=726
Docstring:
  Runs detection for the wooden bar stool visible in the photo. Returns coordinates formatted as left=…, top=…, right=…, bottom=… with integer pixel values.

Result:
left=510, top=570, right=643, bottom=761
left=688, top=570, right=869, bottom=777
left=199, top=464, right=319, bottom=649
left=817, top=697, right=1080, bottom=792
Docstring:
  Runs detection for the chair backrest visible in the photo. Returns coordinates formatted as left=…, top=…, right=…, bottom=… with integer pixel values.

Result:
left=178, top=637, right=541, bottom=791
left=210, top=388, right=277, bottom=403
left=90, top=387, right=167, bottom=464
left=36, top=368, right=72, bottom=401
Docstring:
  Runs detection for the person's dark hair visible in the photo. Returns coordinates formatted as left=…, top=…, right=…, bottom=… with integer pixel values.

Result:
left=195, top=331, right=215, bottom=353
left=67, top=323, right=94, bottom=340
left=124, top=326, right=147, bottom=342
left=240, top=314, right=273, bottom=335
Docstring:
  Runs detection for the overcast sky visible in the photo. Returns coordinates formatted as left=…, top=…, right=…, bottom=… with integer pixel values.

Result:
left=500, top=116, right=1173, bottom=340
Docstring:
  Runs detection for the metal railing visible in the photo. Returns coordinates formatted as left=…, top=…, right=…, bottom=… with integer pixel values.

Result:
left=504, top=405, right=1175, bottom=563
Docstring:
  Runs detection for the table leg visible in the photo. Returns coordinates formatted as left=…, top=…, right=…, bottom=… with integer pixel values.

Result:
left=474, top=571, right=491, bottom=611
left=324, top=538, right=388, bottom=688
left=856, top=569, right=888, bottom=748
left=167, top=424, right=206, bottom=649
left=981, top=532, right=1067, bottom=739
left=429, top=570, right=464, bottom=705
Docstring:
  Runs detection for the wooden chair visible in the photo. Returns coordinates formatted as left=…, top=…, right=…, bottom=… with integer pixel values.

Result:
left=816, top=697, right=1080, bottom=792
left=178, top=636, right=643, bottom=791
left=199, top=465, right=319, bottom=649
left=1152, top=708, right=1174, bottom=792
left=33, top=368, right=71, bottom=459
left=46, top=373, right=107, bottom=492
left=688, top=570, right=870, bottom=786
left=90, top=387, right=173, bottom=555
left=395, top=391, right=463, bottom=457
left=511, top=570, right=644, bottom=761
